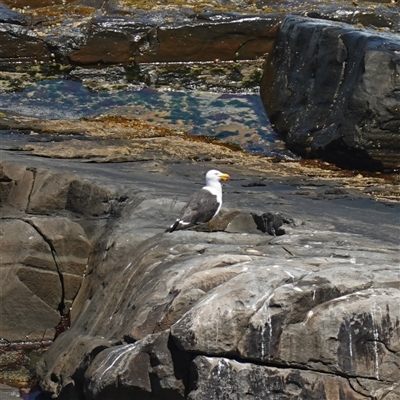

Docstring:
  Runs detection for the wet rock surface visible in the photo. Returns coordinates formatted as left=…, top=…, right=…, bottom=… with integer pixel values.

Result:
left=261, top=16, right=400, bottom=171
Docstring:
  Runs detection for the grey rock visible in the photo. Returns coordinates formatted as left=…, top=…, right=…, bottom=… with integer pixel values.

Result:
left=0, top=161, right=34, bottom=214
left=0, top=213, right=91, bottom=340
left=0, top=154, right=398, bottom=398
left=37, top=335, right=111, bottom=399
left=36, top=204, right=400, bottom=399
left=171, top=265, right=305, bottom=355
left=26, top=168, right=74, bottom=214
left=0, top=266, right=60, bottom=340
left=188, top=356, right=370, bottom=400
left=0, top=4, right=26, bottom=25
left=25, top=216, right=91, bottom=276
left=0, top=159, right=120, bottom=217
left=2, top=168, right=130, bottom=327
left=0, top=219, right=55, bottom=270
left=15, top=266, right=62, bottom=310
left=1, top=6, right=399, bottom=397
left=261, top=16, right=400, bottom=170
left=0, top=383, right=22, bottom=400
left=84, top=331, right=187, bottom=400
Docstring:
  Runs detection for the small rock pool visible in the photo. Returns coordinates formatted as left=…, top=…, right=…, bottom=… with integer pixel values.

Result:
left=0, top=77, right=289, bottom=158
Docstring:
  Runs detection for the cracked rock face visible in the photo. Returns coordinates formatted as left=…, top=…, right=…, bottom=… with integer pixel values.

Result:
left=1, top=1, right=400, bottom=396
left=0, top=161, right=118, bottom=341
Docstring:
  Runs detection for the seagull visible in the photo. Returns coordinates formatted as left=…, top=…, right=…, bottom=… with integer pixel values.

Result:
left=166, top=169, right=230, bottom=233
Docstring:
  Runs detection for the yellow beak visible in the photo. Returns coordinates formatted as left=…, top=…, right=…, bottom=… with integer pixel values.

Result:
left=220, top=173, right=230, bottom=181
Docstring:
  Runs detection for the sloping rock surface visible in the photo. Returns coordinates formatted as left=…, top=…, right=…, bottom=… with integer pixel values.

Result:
left=0, top=148, right=392, bottom=399
left=35, top=193, right=399, bottom=399
left=0, top=110, right=399, bottom=395
left=261, top=16, right=400, bottom=170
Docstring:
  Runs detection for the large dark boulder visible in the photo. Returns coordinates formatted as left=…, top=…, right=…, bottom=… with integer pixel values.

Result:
left=261, top=16, right=400, bottom=171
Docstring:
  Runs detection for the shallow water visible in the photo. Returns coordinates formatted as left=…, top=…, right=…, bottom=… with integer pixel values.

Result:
left=21, top=391, right=43, bottom=399
left=0, top=78, right=289, bottom=157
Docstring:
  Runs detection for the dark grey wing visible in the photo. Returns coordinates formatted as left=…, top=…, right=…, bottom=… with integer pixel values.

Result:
left=179, top=189, right=219, bottom=225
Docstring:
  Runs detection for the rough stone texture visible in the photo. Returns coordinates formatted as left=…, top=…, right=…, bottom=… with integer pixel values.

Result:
left=1, top=1, right=400, bottom=396
left=61, top=13, right=280, bottom=65
left=15, top=153, right=394, bottom=400
left=135, top=15, right=279, bottom=63
left=15, top=267, right=62, bottom=310
left=0, top=0, right=398, bottom=95
left=261, top=16, right=400, bottom=170
left=67, top=16, right=141, bottom=65
left=83, top=331, right=188, bottom=400
left=0, top=159, right=120, bottom=217
left=0, top=23, right=51, bottom=67
left=37, top=335, right=111, bottom=399
left=26, top=169, right=74, bottom=214
left=0, top=219, right=55, bottom=270
left=26, top=216, right=91, bottom=276
left=35, top=212, right=399, bottom=399
left=0, top=161, right=34, bottom=213
left=188, top=356, right=370, bottom=400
